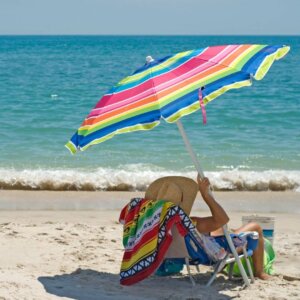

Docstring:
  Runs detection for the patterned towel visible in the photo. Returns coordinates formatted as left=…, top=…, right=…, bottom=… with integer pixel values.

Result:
left=119, top=197, right=192, bottom=285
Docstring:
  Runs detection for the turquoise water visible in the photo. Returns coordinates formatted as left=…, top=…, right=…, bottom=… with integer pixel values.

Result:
left=0, top=35, right=299, bottom=191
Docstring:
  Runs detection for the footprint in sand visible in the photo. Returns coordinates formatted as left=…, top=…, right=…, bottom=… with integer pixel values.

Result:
left=85, top=245, right=96, bottom=249
left=0, top=222, right=10, bottom=227
left=6, top=231, right=19, bottom=237
left=16, top=264, right=24, bottom=269
left=54, top=238, right=69, bottom=245
left=44, top=221, right=54, bottom=224
left=282, top=275, right=300, bottom=282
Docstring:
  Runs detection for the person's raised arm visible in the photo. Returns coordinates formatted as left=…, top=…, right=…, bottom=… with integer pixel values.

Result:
left=191, top=175, right=229, bottom=234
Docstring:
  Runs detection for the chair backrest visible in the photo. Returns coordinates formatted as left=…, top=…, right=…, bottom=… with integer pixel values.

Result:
left=184, top=231, right=212, bottom=264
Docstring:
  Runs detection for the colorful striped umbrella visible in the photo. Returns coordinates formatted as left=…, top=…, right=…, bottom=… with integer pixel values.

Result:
left=66, top=44, right=289, bottom=154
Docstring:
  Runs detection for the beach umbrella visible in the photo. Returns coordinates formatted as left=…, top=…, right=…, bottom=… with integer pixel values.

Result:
left=66, top=44, right=289, bottom=172
left=66, top=44, right=289, bottom=286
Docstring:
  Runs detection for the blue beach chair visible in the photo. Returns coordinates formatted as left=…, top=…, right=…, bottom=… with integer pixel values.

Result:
left=158, top=221, right=258, bottom=287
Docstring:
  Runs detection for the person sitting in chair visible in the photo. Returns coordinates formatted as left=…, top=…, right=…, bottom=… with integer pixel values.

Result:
left=145, top=175, right=270, bottom=280
left=192, top=175, right=270, bottom=280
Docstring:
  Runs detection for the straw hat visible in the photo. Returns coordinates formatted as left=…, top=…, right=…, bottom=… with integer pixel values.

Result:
left=145, top=176, right=198, bottom=215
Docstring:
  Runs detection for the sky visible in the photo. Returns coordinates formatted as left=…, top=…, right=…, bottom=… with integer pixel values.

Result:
left=0, top=0, right=299, bottom=35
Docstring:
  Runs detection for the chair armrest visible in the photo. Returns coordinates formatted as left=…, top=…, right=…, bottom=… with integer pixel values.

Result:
left=238, top=231, right=259, bottom=251
left=238, top=231, right=259, bottom=239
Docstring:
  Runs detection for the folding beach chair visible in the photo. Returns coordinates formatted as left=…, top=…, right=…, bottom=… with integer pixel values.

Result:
left=145, top=176, right=258, bottom=287
left=160, top=223, right=258, bottom=286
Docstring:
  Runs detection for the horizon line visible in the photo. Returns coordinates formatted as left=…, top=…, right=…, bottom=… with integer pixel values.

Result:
left=0, top=33, right=299, bottom=37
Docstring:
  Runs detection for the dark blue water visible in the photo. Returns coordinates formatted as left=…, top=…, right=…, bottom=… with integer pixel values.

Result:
left=0, top=36, right=299, bottom=190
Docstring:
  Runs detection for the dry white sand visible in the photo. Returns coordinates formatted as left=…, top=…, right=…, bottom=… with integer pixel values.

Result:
left=0, top=191, right=300, bottom=300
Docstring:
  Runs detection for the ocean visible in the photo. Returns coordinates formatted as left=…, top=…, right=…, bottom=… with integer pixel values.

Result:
left=0, top=35, right=299, bottom=191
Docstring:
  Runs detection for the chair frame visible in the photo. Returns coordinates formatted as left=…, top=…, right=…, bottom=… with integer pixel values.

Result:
left=184, top=225, right=256, bottom=287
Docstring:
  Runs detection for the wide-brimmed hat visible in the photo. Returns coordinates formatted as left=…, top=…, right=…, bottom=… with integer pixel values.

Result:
left=145, top=176, right=198, bottom=215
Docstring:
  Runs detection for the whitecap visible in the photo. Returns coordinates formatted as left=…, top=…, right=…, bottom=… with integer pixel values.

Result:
left=0, top=167, right=299, bottom=192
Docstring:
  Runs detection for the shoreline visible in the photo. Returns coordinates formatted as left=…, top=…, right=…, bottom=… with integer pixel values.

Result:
left=0, top=190, right=299, bottom=213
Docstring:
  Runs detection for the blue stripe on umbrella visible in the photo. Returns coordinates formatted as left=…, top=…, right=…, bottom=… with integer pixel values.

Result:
left=75, top=109, right=161, bottom=149
left=242, top=45, right=282, bottom=76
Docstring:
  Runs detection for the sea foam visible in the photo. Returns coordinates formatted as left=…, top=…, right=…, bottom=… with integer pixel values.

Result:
left=0, top=166, right=299, bottom=192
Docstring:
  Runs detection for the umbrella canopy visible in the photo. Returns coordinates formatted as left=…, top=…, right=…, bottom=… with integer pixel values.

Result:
left=66, top=44, right=289, bottom=154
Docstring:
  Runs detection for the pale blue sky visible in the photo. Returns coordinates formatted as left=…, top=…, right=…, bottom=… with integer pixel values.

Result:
left=0, top=0, right=299, bottom=35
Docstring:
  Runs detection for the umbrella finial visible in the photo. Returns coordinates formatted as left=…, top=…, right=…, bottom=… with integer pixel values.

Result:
left=146, top=56, right=154, bottom=64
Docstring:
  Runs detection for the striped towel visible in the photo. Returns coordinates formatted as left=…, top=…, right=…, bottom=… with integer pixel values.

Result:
left=119, top=197, right=192, bottom=285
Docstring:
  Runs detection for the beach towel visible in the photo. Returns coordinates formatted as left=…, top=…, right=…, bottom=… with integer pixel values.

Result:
left=119, top=197, right=192, bottom=285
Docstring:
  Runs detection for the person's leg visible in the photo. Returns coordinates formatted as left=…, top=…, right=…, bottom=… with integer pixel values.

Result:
left=233, top=222, right=270, bottom=280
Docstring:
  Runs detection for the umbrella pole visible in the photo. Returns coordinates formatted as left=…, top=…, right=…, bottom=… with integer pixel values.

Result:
left=176, top=119, right=251, bottom=287
left=176, top=120, right=205, bottom=178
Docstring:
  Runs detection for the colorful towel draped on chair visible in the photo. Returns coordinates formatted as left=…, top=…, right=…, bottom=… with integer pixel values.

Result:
left=119, top=197, right=193, bottom=285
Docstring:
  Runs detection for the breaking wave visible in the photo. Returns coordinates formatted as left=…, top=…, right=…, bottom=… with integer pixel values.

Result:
left=0, top=166, right=300, bottom=192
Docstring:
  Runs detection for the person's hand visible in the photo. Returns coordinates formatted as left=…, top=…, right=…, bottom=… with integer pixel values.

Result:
left=197, top=175, right=211, bottom=197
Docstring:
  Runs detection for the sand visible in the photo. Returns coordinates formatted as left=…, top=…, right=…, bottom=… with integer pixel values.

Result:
left=0, top=191, right=300, bottom=299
